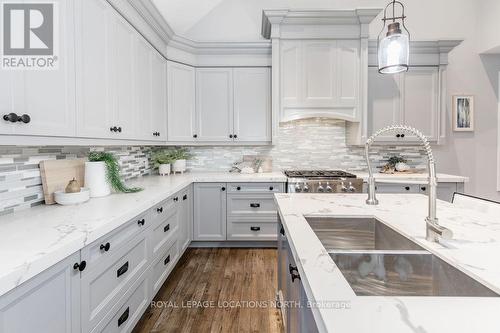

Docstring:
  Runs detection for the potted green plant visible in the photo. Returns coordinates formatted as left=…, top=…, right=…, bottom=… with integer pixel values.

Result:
left=152, top=151, right=174, bottom=176
left=85, top=152, right=142, bottom=197
left=170, top=148, right=193, bottom=174
left=387, top=155, right=409, bottom=172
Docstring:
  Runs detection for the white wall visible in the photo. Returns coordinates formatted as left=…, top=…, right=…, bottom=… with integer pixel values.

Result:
left=169, top=0, right=500, bottom=200
left=477, top=0, right=500, bottom=54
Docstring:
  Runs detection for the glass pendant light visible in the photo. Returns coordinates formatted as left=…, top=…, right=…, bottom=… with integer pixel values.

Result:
left=378, top=0, right=410, bottom=74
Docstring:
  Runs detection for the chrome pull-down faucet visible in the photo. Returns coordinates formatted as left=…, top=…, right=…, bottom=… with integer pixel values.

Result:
left=364, top=125, right=452, bottom=242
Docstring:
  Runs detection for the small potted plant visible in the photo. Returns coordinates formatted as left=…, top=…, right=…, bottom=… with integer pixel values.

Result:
left=85, top=152, right=142, bottom=197
left=152, top=151, right=174, bottom=176
left=388, top=155, right=410, bottom=172
left=170, top=148, right=193, bottom=174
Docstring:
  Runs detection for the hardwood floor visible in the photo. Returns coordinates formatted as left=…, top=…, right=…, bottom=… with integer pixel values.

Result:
left=133, top=248, right=283, bottom=333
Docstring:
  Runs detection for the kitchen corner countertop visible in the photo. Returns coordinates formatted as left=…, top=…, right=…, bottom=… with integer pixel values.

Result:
left=0, top=172, right=286, bottom=297
left=352, top=172, right=469, bottom=184
left=275, top=193, right=500, bottom=333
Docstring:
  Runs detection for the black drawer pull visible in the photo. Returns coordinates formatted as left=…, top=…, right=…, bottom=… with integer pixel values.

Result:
left=164, top=255, right=171, bottom=265
left=250, top=226, right=261, bottom=231
left=173, top=197, right=179, bottom=202
left=405, top=186, right=410, bottom=191
left=421, top=187, right=427, bottom=191
left=164, top=224, right=170, bottom=232
left=280, top=226, right=285, bottom=236
left=73, top=261, right=86, bottom=272
left=3, top=113, right=30, bottom=123
left=236, top=186, right=241, bottom=191
left=157, top=207, right=163, bottom=213
left=269, top=186, right=274, bottom=191
left=183, top=194, right=188, bottom=200
left=289, top=264, right=298, bottom=274
left=221, top=187, right=226, bottom=191
left=291, top=272, right=301, bottom=282
left=117, top=261, right=129, bottom=278
left=250, top=203, right=260, bottom=208
left=100, top=242, right=111, bottom=252
left=137, top=219, right=145, bottom=226
left=117, top=307, right=129, bottom=327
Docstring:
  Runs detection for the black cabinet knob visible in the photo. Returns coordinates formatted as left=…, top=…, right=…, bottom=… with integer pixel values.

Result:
left=183, top=194, right=188, bottom=200
left=173, top=197, right=179, bottom=202
left=164, top=224, right=170, bottom=232
left=401, top=134, right=405, bottom=138
left=269, top=186, right=274, bottom=191
left=100, top=242, right=111, bottom=252
left=157, top=207, right=163, bottom=213
left=405, top=186, right=410, bottom=191
left=229, top=134, right=233, bottom=138
left=73, top=261, right=86, bottom=272
left=280, top=226, right=285, bottom=236
left=396, top=134, right=401, bottom=138
left=110, top=126, right=117, bottom=132
left=137, top=219, right=145, bottom=226
left=193, top=134, right=198, bottom=138
left=421, top=187, right=427, bottom=191
left=233, top=134, right=238, bottom=139
left=236, top=186, right=241, bottom=191
left=221, top=187, right=226, bottom=191
left=117, top=127, right=122, bottom=133
left=3, top=113, right=30, bottom=123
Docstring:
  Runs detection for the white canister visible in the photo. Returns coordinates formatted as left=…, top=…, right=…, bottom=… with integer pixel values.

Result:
left=172, top=159, right=186, bottom=174
left=158, top=164, right=171, bottom=176
left=84, top=161, right=111, bottom=197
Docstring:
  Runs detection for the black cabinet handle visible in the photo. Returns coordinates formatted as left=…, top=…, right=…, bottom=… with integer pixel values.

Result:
left=164, top=224, right=170, bottom=232
left=236, top=186, right=241, bottom=191
left=117, top=261, right=129, bottom=278
left=110, top=126, right=116, bottom=132
left=117, top=307, right=129, bottom=327
left=137, top=218, right=145, bottom=226
left=289, top=264, right=300, bottom=282
left=117, top=127, right=122, bottom=133
left=289, top=264, right=298, bottom=274
left=183, top=194, right=188, bottom=200
left=164, top=255, right=170, bottom=265
left=250, top=203, right=260, bottom=208
left=233, top=134, right=238, bottom=139
left=173, top=197, right=179, bottom=202
left=405, top=186, right=410, bottom=191
left=421, top=187, right=427, bottom=191
left=250, top=226, right=261, bottom=231
left=193, top=134, right=198, bottom=138
left=291, top=272, right=301, bottom=282
left=229, top=134, right=233, bottom=139
left=221, top=187, right=226, bottom=191
left=100, top=242, right=111, bottom=252
left=3, top=113, right=30, bottom=124
left=396, top=134, right=401, bottom=138
left=401, top=134, right=405, bottom=138
left=73, top=261, right=86, bottom=272
left=269, top=186, right=274, bottom=191
left=157, top=207, right=163, bottom=213
left=280, top=226, right=285, bottom=236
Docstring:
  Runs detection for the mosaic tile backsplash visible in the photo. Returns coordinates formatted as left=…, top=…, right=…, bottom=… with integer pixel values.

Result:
left=0, top=118, right=427, bottom=215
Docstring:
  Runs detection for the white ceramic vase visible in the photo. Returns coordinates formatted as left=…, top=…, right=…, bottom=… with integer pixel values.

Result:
left=172, top=159, right=186, bottom=174
left=158, top=164, right=171, bottom=176
left=395, top=162, right=410, bottom=172
left=84, top=161, right=111, bottom=197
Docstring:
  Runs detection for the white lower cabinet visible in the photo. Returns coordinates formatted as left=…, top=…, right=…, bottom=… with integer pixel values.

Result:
left=151, top=240, right=179, bottom=296
left=0, top=252, right=81, bottom=333
left=179, top=186, right=193, bottom=252
left=366, top=182, right=465, bottom=203
left=193, top=183, right=227, bottom=241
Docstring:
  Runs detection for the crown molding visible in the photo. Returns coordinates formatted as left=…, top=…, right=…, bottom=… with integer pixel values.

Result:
left=368, top=40, right=463, bottom=66
left=170, top=35, right=271, bottom=55
left=261, top=8, right=382, bottom=39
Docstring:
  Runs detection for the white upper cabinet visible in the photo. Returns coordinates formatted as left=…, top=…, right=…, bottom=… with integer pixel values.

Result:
left=233, top=68, right=271, bottom=142
left=365, top=66, right=440, bottom=143
left=0, top=0, right=75, bottom=137
left=135, top=38, right=167, bottom=141
left=167, top=62, right=196, bottom=142
left=196, top=68, right=234, bottom=142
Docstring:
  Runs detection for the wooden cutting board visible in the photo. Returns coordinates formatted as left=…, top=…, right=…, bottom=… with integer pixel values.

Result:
left=39, top=158, right=86, bottom=205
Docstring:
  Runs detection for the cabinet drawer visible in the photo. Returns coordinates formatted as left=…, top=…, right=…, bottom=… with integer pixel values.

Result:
left=151, top=240, right=179, bottom=296
left=227, top=221, right=277, bottom=241
left=228, top=183, right=284, bottom=194
left=151, top=196, right=176, bottom=226
left=85, top=210, right=150, bottom=267
left=227, top=195, right=278, bottom=220
left=81, top=231, right=148, bottom=333
left=371, top=184, right=420, bottom=193
left=151, top=207, right=179, bottom=259
left=92, top=273, right=149, bottom=333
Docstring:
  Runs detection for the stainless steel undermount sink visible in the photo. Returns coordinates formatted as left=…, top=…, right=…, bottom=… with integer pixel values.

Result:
left=305, top=216, right=499, bottom=297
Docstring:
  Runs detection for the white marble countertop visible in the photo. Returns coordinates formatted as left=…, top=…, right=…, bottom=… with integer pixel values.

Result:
left=352, top=172, right=469, bottom=184
left=0, top=172, right=286, bottom=297
left=275, top=193, right=500, bottom=333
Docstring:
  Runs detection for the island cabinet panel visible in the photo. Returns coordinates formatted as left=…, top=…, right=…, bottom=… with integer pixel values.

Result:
left=193, top=183, right=227, bottom=241
left=365, top=182, right=463, bottom=203
left=0, top=252, right=81, bottom=333
left=178, top=186, right=193, bottom=252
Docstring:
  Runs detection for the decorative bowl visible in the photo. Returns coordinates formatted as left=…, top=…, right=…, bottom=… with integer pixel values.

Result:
left=54, top=187, right=91, bottom=206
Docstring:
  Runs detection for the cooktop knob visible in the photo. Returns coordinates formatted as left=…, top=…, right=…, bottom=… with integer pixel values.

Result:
left=295, top=184, right=302, bottom=193
left=302, top=183, right=309, bottom=192
left=341, top=182, right=348, bottom=193
left=317, top=182, right=325, bottom=193
left=326, top=182, right=333, bottom=193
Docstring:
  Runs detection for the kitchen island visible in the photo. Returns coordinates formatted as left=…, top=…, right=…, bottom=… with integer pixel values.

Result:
left=275, top=193, right=500, bottom=333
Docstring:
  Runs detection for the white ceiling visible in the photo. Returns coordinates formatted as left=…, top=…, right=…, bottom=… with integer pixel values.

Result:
left=150, top=0, right=474, bottom=42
